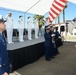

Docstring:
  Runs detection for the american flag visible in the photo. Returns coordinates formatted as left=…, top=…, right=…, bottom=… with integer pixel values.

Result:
left=48, top=0, right=67, bottom=23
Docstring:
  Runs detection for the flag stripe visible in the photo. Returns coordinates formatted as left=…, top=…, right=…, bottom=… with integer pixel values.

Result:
left=51, top=6, right=60, bottom=14
left=50, top=9, right=57, bottom=17
left=53, top=1, right=63, bottom=10
left=54, top=0, right=65, bottom=8
left=55, top=0, right=66, bottom=6
left=48, top=17, right=52, bottom=23
left=51, top=8, right=58, bottom=16
left=60, top=0, right=67, bottom=3
left=48, top=0, right=67, bottom=23
left=49, top=12, right=55, bottom=19
left=49, top=15, right=53, bottom=21
left=52, top=3, right=61, bottom=13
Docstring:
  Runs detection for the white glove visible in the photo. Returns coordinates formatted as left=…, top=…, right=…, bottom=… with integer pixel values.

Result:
left=51, top=34, right=55, bottom=37
left=58, top=36, right=61, bottom=38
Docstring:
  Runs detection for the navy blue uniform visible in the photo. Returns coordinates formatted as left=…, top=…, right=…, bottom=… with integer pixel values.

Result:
left=44, top=32, right=51, bottom=60
left=0, top=33, right=10, bottom=75
left=49, top=30, right=55, bottom=57
left=54, top=30, right=60, bottom=54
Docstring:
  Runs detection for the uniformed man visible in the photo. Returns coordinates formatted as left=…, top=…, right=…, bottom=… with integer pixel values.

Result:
left=33, top=18, right=39, bottom=39
left=27, top=16, right=32, bottom=40
left=49, top=25, right=56, bottom=58
left=5, top=12, right=14, bottom=44
left=54, top=27, right=61, bottom=54
left=18, top=15, right=24, bottom=42
left=0, top=15, right=10, bottom=75
left=44, top=26, right=51, bottom=61
left=44, top=17, right=50, bottom=32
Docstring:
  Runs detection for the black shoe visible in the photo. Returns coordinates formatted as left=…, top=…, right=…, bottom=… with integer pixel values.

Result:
left=57, top=52, right=60, bottom=54
left=54, top=54, right=57, bottom=56
left=51, top=56, right=55, bottom=59
left=46, top=59, right=51, bottom=61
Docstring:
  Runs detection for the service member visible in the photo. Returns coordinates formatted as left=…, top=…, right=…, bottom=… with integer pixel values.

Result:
left=0, top=15, right=10, bottom=75
left=49, top=25, right=56, bottom=57
left=54, top=27, right=61, bottom=54
left=33, top=18, right=39, bottom=39
left=27, top=16, right=32, bottom=40
left=18, top=15, right=24, bottom=42
left=44, top=27, right=51, bottom=61
left=5, top=12, right=14, bottom=44
left=44, top=17, right=50, bottom=32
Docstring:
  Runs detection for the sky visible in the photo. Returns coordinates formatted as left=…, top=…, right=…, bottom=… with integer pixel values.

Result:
left=0, top=1, right=76, bottom=29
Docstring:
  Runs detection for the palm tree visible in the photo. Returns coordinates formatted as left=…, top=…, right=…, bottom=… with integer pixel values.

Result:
left=33, top=15, right=44, bottom=28
left=33, top=15, right=44, bottom=36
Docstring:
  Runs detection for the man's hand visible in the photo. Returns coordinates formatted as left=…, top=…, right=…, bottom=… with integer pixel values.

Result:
left=2, top=72, right=8, bottom=75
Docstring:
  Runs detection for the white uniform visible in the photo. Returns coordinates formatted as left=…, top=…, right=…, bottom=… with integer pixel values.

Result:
left=33, top=19, right=39, bottom=38
left=44, top=20, right=50, bottom=27
left=18, top=18, right=24, bottom=42
left=27, top=18, right=32, bottom=40
left=5, top=15, right=13, bottom=44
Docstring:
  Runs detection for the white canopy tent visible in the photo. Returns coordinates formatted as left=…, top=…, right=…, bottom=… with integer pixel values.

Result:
left=0, top=0, right=53, bottom=15
left=0, top=0, right=76, bottom=15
